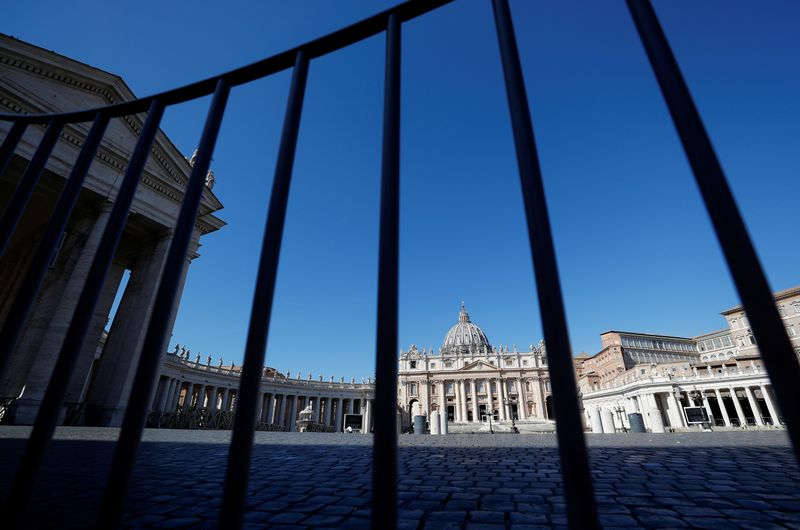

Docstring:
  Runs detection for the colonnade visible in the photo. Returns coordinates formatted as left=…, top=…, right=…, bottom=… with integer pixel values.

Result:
left=150, top=373, right=374, bottom=433
left=587, top=382, right=782, bottom=433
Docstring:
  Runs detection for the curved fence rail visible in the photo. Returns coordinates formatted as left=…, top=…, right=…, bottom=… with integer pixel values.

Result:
left=1, top=0, right=799, bottom=528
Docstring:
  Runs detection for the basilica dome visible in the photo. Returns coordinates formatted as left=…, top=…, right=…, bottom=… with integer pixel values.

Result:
left=441, top=303, right=491, bottom=355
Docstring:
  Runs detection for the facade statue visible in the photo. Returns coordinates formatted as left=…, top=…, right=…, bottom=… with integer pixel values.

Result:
left=189, top=148, right=198, bottom=167
left=195, top=353, right=200, bottom=364
left=206, top=354, right=212, bottom=366
left=205, top=169, right=215, bottom=190
left=173, top=344, right=179, bottom=354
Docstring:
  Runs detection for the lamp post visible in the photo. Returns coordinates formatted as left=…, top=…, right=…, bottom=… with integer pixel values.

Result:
left=503, top=395, right=518, bottom=433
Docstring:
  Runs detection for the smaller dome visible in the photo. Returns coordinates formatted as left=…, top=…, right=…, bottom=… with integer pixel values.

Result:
left=441, top=303, right=491, bottom=356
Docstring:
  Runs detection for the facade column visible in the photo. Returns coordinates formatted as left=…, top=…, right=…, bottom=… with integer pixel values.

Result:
left=453, top=379, right=460, bottom=422
left=458, top=380, right=468, bottom=422
left=437, top=381, right=446, bottom=417
left=744, top=387, right=764, bottom=426
left=515, top=379, right=527, bottom=420
left=277, top=394, right=287, bottom=429
left=498, top=378, right=507, bottom=421
left=346, top=398, right=354, bottom=414
left=714, top=388, right=731, bottom=426
left=484, top=378, right=492, bottom=419
left=471, top=379, right=479, bottom=422
left=760, top=385, right=780, bottom=425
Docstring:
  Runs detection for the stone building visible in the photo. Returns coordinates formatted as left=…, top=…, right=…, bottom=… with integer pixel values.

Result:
left=578, top=286, right=800, bottom=433
left=0, top=34, right=224, bottom=426
left=397, top=304, right=554, bottom=431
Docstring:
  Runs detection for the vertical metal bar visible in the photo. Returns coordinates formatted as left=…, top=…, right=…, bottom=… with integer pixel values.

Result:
left=371, top=12, right=400, bottom=530
left=96, top=80, right=231, bottom=528
left=627, top=0, right=800, bottom=461
left=0, top=100, right=163, bottom=526
left=490, top=1, right=599, bottom=529
left=0, top=121, right=27, bottom=179
left=0, top=119, right=64, bottom=257
left=0, top=112, right=109, bottom=385
left=219, top=51, right=309, bottom=529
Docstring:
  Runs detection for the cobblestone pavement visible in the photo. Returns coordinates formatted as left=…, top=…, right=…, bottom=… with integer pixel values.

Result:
left=0, top=427, right=798, bottom=529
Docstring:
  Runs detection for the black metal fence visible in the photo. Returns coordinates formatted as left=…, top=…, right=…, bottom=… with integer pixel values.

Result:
left=0, top=0, right=798, bottom=528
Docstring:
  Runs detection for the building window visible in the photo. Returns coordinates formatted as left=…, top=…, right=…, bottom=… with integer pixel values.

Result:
left=410, top=361, right=416, bottom=369
left=787, top=326, right=796, bottom=337
left=778, top=305, right=787, bottom=317
left=446, top=383, right=454, bottom=395
left=445, top=362, right=453, bottom=368
left=410, top=383, right=418, bottom=395
left=748, top=334, right=757, bottom=345
left=522, top=360, right=528, bottom=366
left=431, top=385, right=437, bottom=395
left=430, top=362, right=436, bottom=369
left=793, top=303, right=800, bottom=314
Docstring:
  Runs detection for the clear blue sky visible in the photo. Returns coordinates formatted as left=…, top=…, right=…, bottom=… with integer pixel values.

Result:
left=6, top=1, right=799, bottom=380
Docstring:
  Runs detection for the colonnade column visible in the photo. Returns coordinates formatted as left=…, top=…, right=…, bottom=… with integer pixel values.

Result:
left=760, top=385, right=780, bottom=425
left=162, top=379, right=177, bottom=412
left=168, top=380, right=182, bottom=411
left=312, top=397, right=320, bottom=422
left=6, top=208, right=118, bottom=423
left=334, top=398, right=342, bottom=432
left=220, top=388, right=230, bottom=412
left=364, top=399, right=372, bottom=434
left=278, top=394, right=288, bottom=429
left=714, top=389, right=731, bottom=426
left=471, top=379, right=479, bottom=422
left=289, top=395, right=299, bottom=432
left=323, top=398, right=332, bottom=426
left=84, top=231, right=172, bottom=426
left=182, top=383, right=195, bottom=410
left=265, top=393, right=275, bottom=423
left=744, top=387, right=764, bottom=426
left=700, top=392, right=715, bottom=425
left=156, top=378, right=171, bottom=411
left=728, top=387, right=746, bottom=426
left=666, top=391, right=685, bottom=427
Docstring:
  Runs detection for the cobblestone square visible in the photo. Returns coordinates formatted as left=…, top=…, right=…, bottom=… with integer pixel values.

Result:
left=0, top=428, right=798, bottom=528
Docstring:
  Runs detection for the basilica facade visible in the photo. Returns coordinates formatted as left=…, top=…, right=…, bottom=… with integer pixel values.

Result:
left=397, top=304, right=554, bottom=430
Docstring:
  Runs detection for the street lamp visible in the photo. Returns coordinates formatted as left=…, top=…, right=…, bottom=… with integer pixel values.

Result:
left=503, top=395, right=518, bottom=433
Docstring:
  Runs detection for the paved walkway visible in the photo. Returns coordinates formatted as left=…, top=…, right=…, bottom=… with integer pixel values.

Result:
left=0, top=427, right=798, bottom=529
